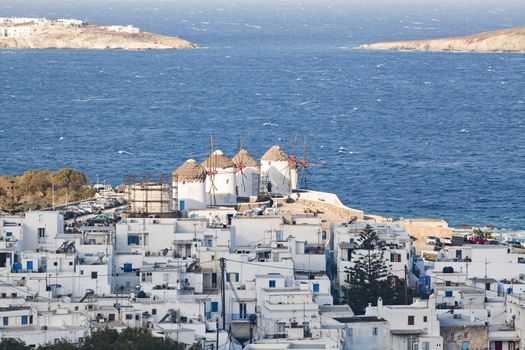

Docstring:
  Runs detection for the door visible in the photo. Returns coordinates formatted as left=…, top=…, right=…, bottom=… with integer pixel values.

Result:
left=179, top=200, right=185, bottom=211
left=211, top=273, right=217, bottom=288
left=26, top=261, right=33, bottom=271
left=494, top=341, right=502, bottom=350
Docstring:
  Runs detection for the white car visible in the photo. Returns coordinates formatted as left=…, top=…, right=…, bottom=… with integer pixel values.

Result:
left=442, top=237, right=452, bottom=245
left=425, top=236, right=437, bottom=245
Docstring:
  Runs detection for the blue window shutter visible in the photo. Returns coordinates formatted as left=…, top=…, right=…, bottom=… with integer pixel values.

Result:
left=211, top=302, right=218, bottom=312
left=235, top=273, right=239, bottom=282
left=445, top=291, right=453, bottom=297
left=21, top=316, right=28, bottom=325
left=269, top=280, right=276, bottom=288
left=128, top=236, right=132, bottom=245
left=226, top=273, right=230, bottom=282
left=313, top=283, right=320, bottom=292
left=3, top=317, right=8, bottom=326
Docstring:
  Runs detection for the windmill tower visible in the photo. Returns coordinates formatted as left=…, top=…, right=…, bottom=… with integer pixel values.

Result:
left=202, top=138, right=236, bottom=206
left=232, top=148, right=259, bottom=198
left=260, top=145, right=297, bottom=195
left=172, top=159, right=207, bottom=211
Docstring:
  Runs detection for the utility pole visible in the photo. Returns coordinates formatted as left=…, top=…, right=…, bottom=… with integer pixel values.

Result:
left=220, top=257, right=226, bottom=330
left=484, top=259, right=488, bottom=303
left=404, top=264, right=408, bottom=305
left=216, top=317, right=219, bottom=350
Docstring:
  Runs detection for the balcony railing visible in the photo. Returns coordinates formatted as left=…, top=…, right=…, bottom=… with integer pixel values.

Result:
left=231, top=313, right=256, bottom=321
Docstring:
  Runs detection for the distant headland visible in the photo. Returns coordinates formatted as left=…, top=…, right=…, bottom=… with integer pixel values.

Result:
left=0, top=17, right=195, bottom=50
left=360, top=27, right=525, bottom=53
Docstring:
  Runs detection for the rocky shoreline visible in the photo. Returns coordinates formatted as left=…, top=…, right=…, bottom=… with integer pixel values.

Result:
left=360, top=27, right=525, bottom=53
left=0, top=23, right=195, bottom=50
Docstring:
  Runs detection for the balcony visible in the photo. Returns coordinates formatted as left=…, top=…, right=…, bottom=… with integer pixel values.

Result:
left=231, top=313, right=256, bottom=321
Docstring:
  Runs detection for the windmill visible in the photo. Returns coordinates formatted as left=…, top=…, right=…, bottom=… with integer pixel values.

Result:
left=232, top=136, right=258, bottom=195
left=205, top=135, right=219, bottom=207
left=294, top=136, right=321, bottom=189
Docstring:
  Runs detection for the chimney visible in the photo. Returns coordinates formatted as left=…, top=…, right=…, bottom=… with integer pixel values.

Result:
left=377, top=297, right=383, bottom=319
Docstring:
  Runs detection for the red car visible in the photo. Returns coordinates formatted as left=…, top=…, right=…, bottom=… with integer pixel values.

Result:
left=468, top=236, right=488, bottom=245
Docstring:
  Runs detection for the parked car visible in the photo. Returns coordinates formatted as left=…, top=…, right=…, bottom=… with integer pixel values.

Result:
left=468, top=236, right=488, bottom=245
left=508, top=242, right=525, bottom=254
left=442, top=237, right=452, bottom=246
left=426, top=236, right=437, bottom=245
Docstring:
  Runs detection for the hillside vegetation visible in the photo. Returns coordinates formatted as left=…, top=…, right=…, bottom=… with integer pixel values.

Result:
left=0, top=168, right=96, bottom=213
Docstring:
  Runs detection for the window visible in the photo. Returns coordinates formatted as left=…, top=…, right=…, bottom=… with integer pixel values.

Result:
left=461, top=341, right=470, bottom=350
left=2, top=316, right=8, bottom=326
left=269, top=280, right=276, bottom=288
left=38, top=228, right=45, bottom=238
left=80, top=270, right=84, bottom=275
left=108, top=314, right=115, bottom=322
left=239, top=303, right=247, bottom=318
left=485, top=283, right=491, bottom=291
left=126, top=314, right=132, bottom=320
left=423, top=316, right=427, bottom=322
left=445, top=281, right=451, bottom=286
left=91, top=271, right=98, bottom=279
left=408, top=315, right=415, bottom=325
left=69, top=261, right=73, bottom=266
left=509, top=342, right=516, bottom=350
left=128, top=235, right=140, bottom=245
left=312, top=283, right=320, bottom=293
left=226, top=273, right=239, bottom=282
left=346, top=328, right=353, bottom=337
left=5, top=232, right=12, bottom=237
left=21, top=315, right=28, bottom=325
left=53, top=261, right=58, bottom=266
left=372, top=327, right=378, bottom=336
left=152, top=309, right=157, bottom=315
left=445, top=291, right=453, bottom=297
left=211, top=302, right=219, bottom=312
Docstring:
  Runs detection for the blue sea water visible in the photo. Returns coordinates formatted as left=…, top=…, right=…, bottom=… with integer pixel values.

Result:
left=0, top=0, right=524, bottom=229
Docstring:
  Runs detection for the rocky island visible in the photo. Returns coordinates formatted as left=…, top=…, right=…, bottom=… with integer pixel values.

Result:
left=360, top=27, right=525, bottom=53
left=0, top=17, right=195, bottom=50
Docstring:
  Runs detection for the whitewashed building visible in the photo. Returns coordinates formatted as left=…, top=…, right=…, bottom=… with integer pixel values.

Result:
left=202, top=150, right=237, bottom=206
left=172, top=159, right=207, bottom=211
left=232, top=149, right=259, bottom=198
left=260, top=145, right=297, bottom=195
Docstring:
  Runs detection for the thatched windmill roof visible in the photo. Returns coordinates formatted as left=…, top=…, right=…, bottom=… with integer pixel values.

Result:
left=232, top=149, right=258, bottom=168
left=202, top=150, right=235, bottom=169
left=261, top=145, right=290, bottom=162
left=173, top=159, right=207, bottom=182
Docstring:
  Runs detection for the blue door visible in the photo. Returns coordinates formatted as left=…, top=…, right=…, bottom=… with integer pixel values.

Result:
left=26, top=261, right=33, bottom=271
left=211, top=302, right=218, bottom=312
left=179, top=200, right=185, bottom=211
left=313, top=283, right=320, bottom=293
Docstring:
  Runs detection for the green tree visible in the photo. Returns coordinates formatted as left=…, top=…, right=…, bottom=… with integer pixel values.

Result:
left=344, top=224, right=393, bottom=314
left=0, top=338, right=30, bottom=350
